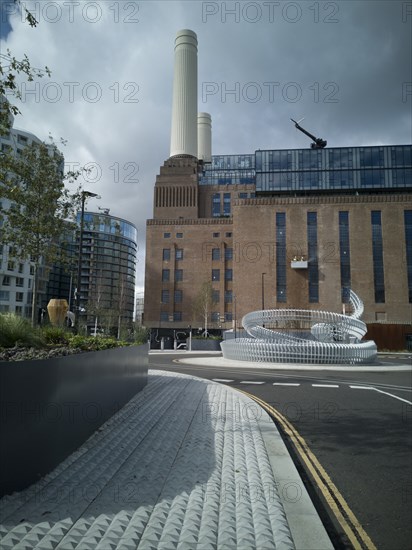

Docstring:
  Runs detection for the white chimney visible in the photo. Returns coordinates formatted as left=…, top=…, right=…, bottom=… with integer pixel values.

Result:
left=197, top=112, right=212, bottom=162
left=170, top=29, right=198, bottom=158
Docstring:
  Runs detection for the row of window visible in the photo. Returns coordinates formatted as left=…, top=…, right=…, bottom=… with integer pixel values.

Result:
left=162, top=269, right=234, bottom=282
left=162, top=248, right=234, bottom=262
left=277, top=209, right=412, bottom=304
left=0, top=304, right=25, bottom=314
left=212, top=193, right=231, bottom=217
left=2, top=276, right=27, bottom=287
left=163, top=232, right=233, bottom=239
left=159, top=311, right=233, bottom=322
left=160, top=289, right=233, bottom=305
left=0, top=291, right=25, bottom=302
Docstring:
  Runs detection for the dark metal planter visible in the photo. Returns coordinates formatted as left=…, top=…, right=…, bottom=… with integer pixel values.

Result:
left=0, top=344, right=148, bottom=496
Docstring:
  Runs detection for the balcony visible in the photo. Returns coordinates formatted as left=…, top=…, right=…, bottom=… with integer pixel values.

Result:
left=291, top=257, right=308, bottom=269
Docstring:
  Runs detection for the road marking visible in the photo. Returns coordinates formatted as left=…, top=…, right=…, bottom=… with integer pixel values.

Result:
left=239, top=390, right=377, bottom=550
left=239, top=381, right=265, bottom=385
left=273, top=382, right=301, bottom=386
left=211, top=378, right=234, bottom=383
left=350, top=386, right=412, bottom=405
left=312, top=384, right=339, bottom=388
left=372, top=388, right=412, bottom=405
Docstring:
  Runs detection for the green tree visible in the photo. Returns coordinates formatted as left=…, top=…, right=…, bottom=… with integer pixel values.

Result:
left=193, top=280, right=215, bottom=337
left=0, top=1, right=50, bottom=134
left=0, top=139, right=83, bottom=325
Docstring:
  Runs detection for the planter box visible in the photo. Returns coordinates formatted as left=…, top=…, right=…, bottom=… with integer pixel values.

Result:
left=190, top=339, right=222, bottom=351
left=0, top=344, right=148, bottom=496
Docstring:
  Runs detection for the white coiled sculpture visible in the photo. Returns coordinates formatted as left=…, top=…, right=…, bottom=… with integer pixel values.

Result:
left=221, top=290, right=377, bottom=365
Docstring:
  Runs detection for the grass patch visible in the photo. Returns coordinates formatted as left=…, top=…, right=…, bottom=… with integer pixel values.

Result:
left=0, top=314, right=44, bottom=348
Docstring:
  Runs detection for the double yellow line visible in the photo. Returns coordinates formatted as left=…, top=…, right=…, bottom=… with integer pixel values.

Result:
left=240, top=390, right=377, bottom=550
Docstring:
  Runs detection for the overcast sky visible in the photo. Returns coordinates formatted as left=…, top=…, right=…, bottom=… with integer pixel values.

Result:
left=1, top=0, right=411, bottom=292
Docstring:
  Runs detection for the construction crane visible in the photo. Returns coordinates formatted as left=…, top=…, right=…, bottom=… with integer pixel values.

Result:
left=291, top=118, right=327, bottom=149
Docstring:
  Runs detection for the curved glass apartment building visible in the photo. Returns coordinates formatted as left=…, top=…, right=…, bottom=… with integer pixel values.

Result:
left=77, top=212, right=137, bottom=333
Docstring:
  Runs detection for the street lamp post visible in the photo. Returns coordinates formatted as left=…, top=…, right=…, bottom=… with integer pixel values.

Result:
left=74, top=191, right=100, bottom=333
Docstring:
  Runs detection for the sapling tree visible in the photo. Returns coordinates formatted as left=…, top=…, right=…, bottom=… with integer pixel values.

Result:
left=193, top=280, right=215, bottom=337
left=0, top=139, right=83, bottom=325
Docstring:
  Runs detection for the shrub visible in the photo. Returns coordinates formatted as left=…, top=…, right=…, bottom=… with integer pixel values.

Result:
left=41, top=326, right=71, bottom=346
left=68, top=335, right=131, bottom=351
left=134, top=326, right=149, bottom=345
left=0, top=313, right=44, bottom=348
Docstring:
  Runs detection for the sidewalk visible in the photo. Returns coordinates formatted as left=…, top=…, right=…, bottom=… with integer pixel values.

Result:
left=0, top=370, right=333, bottom=550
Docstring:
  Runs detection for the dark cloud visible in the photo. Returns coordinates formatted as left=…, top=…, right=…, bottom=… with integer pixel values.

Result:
left=2, top=0, right=411, bottom=289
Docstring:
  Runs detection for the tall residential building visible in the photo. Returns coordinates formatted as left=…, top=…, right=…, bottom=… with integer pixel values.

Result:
left=75, top=211, right=138, bottom=334
left=0, top=115, right=50, bottom=318
left=144, top=30, right=412, bottom=349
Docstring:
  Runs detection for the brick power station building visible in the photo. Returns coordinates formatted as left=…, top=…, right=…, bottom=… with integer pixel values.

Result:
left=144, top=30, right=412, bottom=350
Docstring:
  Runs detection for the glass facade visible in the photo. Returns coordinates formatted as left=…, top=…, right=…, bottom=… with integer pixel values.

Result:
left=199, top=145, right=411, bottom=195
left=276, top=212, right=286, bottom=303
left=307, top=212, right=319, bottom=303
left=256, top=146, right=411, bottom=194
left=371, top=211, right=385, bottom=303
left=199, top=154, right=255, bottom=186
left=76, top=211, right=137, bottom=330
left=339, top=212, right=351, bottom=303
left=404, top=210, right=412, bottom=303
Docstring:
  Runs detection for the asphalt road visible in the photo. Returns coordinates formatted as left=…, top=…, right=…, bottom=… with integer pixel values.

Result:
left=149, top=353, right=412, bottom=550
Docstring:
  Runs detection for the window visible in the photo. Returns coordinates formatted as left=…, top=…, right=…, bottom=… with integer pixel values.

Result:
left=163, top=249, right=170, bottom=261
left=212, top=269, right=220, bottom=281
left=162, top=269, right=170, bottom=282
left=175, top=269, right=183, bottom=282
left=212, top=193, right=221, bottom=217
left=225, top=232, right=232, bottom=238
left=18, top=263, right=24, bottom=274
left=7, top=261, right=15, bottom=271
left=225, top=290, right=232, bottom=303
left=213, top=232, right=220, bottom=238
left=339, top=211, right=351, bottom=302
left=15, top=292, right=24, bottom=302
left=164, top=232, right=171, bottom=238
left=0, top=291, right=10, bottom=301
left=0, top=305, right=10, bottom=313
left=16, top=277, right=24, bottom=287
left=276, top=212, right=287, bottom=302
left=225, top=248, right=233, bottom=261
left=239, top=193, right=247, bottom=199
left=223, top=193, right=231, bottom=216
left=224, top=312, right=233, bottom=322
left=15, top=306, right=23, bottom=315
left=30, top=265, right=35, bottom=275
left=225, top=269, right=233, bottom=281
left=160, top=311, right=168, bottom=322
left=175, top=249, right=183, bottom=261
left=2, top=276, right=10, bottom=286
left=173, top=311, right=182, bottom=321
left=176, top=233, right=183, bottom=238
left=307, top=212, right=319, bottom=303
left=174, top=290, right=183, bottom=303
left=404, top=211, right=412, bottom=303
left=212, top=289, right=220, bottom=303
left=371, top=211, right=385, bottom=303
left=161, top=290, right=169, bottom=303
left=212, top=248, right=220, bottom=261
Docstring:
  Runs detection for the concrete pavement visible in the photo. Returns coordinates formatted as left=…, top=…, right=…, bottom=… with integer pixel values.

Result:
left=0, top=369, right=333, bottom=549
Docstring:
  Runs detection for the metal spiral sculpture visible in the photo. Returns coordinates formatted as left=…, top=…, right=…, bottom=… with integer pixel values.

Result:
left=221, top=291, right=377, bottom=365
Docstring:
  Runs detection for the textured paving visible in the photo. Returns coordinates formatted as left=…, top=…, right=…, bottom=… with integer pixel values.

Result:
left=0, top=371, right=296, bottom=549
